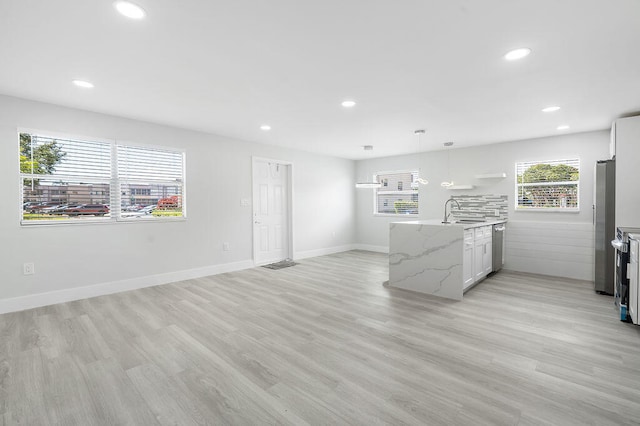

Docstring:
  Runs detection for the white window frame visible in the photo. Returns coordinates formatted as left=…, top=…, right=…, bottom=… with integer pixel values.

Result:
left=18, top=129, right=186, bottom=226
left=514, top=158, right=580, bottom=212
left=373, top=170, right=420, bottom=217
left=115, top=141, right=187, bottom=223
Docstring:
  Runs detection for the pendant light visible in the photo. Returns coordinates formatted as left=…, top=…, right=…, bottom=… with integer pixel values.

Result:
left=355, top=145, right=382, bottom=189
left=440, top=141, right=454, bottom=187
left=414, top=130, right=429, bottom=185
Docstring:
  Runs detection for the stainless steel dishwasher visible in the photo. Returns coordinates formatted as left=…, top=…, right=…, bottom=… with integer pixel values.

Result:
left=492, top=223, right=506, bottom=272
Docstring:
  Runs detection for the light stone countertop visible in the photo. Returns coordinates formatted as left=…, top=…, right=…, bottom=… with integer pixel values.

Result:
left=392, top=219, right=507, bottom=229
left=388, top=218, right=507, bottom=300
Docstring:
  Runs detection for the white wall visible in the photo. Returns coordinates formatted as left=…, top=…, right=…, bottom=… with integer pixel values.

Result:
left=355, top=130, right=610, bottom=280
left=0, top=95, right=355, bottom=312
left=614, top=115, right=640, bottom=228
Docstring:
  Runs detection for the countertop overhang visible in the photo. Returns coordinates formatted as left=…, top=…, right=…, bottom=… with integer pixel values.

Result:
left=391, top=219, right=507, bottom=229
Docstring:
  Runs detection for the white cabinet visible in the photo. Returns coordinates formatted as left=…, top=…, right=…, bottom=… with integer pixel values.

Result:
left=474, top=233, right=485, bottom=281
left=483, top=237, right=493, bottom=276
left=629, top=238, right=639, bottom=325
left=467, top=225, right=493, bottom=290
left=463, top=230, right=475, bottom=289
left=614, top=116, right=640, bottom=227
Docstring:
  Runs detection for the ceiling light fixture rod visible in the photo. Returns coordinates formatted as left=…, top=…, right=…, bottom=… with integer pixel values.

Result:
left=355, top=145, right=381, bottom=189
left=414, top=130, right=429, bottom=185
left=441, top=141, right=454, bottom=187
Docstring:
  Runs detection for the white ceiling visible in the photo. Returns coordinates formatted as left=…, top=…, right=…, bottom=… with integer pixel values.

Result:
left=1, top=0, right=639, bottom=159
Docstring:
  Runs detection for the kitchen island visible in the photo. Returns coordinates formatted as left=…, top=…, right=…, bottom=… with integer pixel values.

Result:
left=388, top=219, right=506, bottom=300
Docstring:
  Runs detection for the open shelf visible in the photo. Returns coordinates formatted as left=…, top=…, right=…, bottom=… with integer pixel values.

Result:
left=447, top=185, right=475, bottom=190
left=475, top=173, right=507, bottom=179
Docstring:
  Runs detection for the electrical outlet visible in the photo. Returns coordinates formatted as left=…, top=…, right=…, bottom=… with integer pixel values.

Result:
left=23, top=262, right=35, bottom=275
left=223, top=242, right=230, bottom=251
left=241, top=198, right=251, bottom=206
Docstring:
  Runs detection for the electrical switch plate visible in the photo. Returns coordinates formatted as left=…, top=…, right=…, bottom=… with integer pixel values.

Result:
left=23, top=262, right=35, bottom=275
left=494, top=209, right=500, bottom=217
left=223, top=242, right=230, bottom=251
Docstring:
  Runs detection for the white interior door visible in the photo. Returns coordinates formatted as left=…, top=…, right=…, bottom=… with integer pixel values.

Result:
left=252, top=158, right=291, bottom=265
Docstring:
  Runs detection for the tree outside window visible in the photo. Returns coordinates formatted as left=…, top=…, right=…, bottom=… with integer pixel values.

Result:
left=516, top=159, right=579, bottom=210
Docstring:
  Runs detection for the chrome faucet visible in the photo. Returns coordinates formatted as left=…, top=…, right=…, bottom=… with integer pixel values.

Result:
left=442, top=198, right=461, bottom=223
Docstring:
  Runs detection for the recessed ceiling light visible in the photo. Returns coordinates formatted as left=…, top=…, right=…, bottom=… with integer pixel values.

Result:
left=114, top=1, right=146, bottom=19
left=72, top=80, right=94, bottom=89
left=341, top=100, right=356, bottom=108
left=504, top=48, right=531, bottom=61
left=260, top=125, right=271, bottom=131
left=542, top=106, right=561, bottom=112
left=557, top=125, right=570, bottom=130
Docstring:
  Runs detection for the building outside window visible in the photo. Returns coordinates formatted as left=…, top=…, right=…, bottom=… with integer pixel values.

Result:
left=19, top=132, right=185, bottom=223
left=515, top=158, right=579, bottom=210
left=374, top=170, right=419, bottom=215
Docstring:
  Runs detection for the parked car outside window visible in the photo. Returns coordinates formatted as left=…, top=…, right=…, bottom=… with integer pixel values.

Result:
left=64, top=204, right=109, bottom=216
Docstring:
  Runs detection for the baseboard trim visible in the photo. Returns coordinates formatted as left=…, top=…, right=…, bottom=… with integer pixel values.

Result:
left=352, top=244, right=389, bottom=254
left=0, top=259, right=255, bottom=315
left=294, top=244, right=356, bottom=260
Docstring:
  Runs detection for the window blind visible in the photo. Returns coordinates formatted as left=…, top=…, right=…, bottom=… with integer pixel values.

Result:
left=117, top=145, right=185, bottom=219
left=374, top=171, right=419, bottom=215
left=26, top=135, right=112, bottom=180
left=117, top=145, right=184, bottom=182
left=515, top=158, right=579, bottom=209
left=20, top=132, right=186, bottom=223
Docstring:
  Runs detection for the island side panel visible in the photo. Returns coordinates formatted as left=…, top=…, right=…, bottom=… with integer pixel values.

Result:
left=389, top=223, right=464, bottom=300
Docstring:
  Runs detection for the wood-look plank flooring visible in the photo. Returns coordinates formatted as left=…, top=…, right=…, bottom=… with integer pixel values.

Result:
left=1, top=250, right=640, bottom=425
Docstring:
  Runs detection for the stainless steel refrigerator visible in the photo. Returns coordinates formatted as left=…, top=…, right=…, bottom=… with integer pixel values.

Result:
left=594, top=159, right=615, bottom=295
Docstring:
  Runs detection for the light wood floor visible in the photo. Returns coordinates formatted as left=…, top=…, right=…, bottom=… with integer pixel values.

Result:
left=1, top=250, right=640, bottom=425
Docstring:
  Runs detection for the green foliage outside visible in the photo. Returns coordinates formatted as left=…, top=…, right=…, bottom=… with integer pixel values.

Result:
left=152, top=210, right=183, bottom=217
left=517, top=163, right=579, bottom=208
left=22, top=213, right=68, bottom=221
left=20, top=133, right=66, bottom=174
left=517, top=163, right=579, bottom=184
left=394, top=200, right=418, bottom=214
left=20, top=133, right=66, bottom=187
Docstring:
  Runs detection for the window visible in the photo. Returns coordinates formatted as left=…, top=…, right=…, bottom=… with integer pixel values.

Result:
left=515, top=158, right=579, bottom=210
left=19, top=132, right=185, bottom=224
left=374, top=171, right=419, bottom=215
left=117, top=144, right=184, bottom=219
